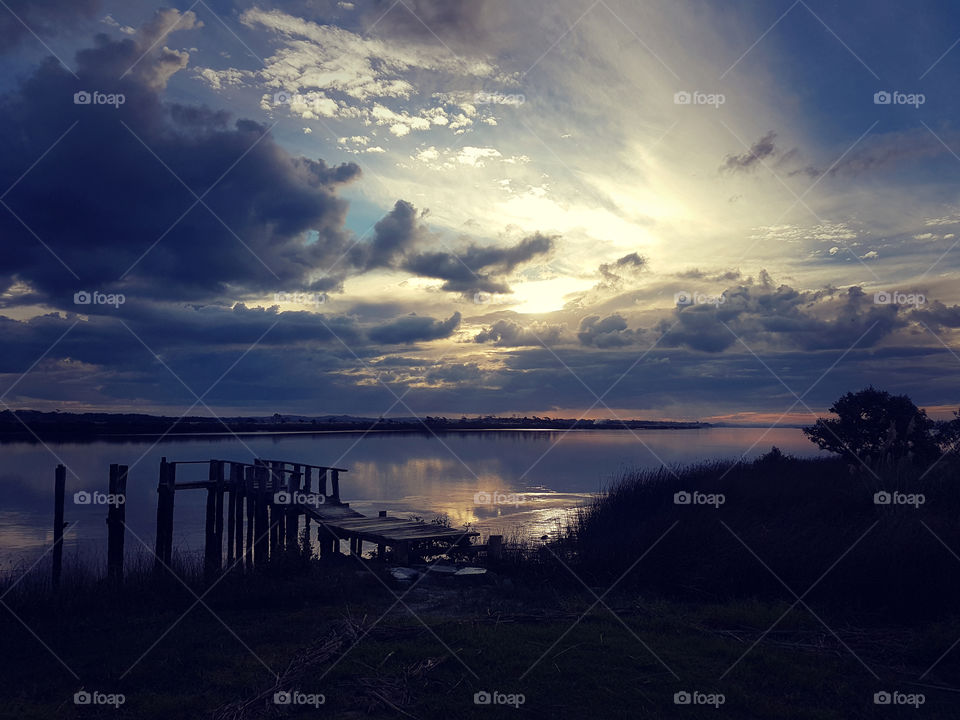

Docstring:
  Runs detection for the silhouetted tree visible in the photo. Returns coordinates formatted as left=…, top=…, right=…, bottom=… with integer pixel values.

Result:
left=803, top=387, right=940, bottom=464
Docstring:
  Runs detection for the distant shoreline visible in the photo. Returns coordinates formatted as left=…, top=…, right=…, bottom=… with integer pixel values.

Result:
left=0, top=411, right=712, bottom=442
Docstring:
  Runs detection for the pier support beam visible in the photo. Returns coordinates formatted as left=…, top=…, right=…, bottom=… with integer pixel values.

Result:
left=52, top=465, right=66, bottom=590
left=154, top=458, right=175, bottom=571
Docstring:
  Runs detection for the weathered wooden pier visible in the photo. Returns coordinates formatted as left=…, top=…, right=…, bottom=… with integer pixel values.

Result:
left=53, top=457, right=490, bottom=585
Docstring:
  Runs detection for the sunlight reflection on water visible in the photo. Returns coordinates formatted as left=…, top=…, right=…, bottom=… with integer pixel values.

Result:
left=0, top=427, right=824, bottom=565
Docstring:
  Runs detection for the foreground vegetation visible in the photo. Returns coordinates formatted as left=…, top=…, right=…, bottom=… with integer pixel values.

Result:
left=2, top=445, right=960, bottom=718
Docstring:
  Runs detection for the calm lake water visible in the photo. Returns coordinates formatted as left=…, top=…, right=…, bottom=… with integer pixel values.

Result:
left=0, top=427, right=826, bottom=569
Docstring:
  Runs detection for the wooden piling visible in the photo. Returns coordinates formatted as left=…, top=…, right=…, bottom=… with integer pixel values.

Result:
left=269, top=461, right=282, bottom=555
left=154, top=458, right=176, bottom=571
left=231, top=463, right=244, bottom=568
left=52, top=465, right=66, bottom=590
left=106, top=464, right=127, bottom=584
left=302, top=466, right=312, bottom=557
left=286, top=464, right=301, bottom=551
left=226, top=463, right=238, bottom=565
left=330, top=469, right=341, bottom=503
left=253, top=460, right=269, bottom=566
left=204, top=459, right=222, bottom=579
left=244, top=465, right=255, bottom=570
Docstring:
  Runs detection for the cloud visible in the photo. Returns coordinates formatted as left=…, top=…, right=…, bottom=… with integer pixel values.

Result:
left=657, top=280, right=905, bottom=353
left=0, top=9, right=363, bottom=306
left=577, top=313, right=643, bottom=347
left=401, top=232, right=555, bottom=295
left=359, top=0, right=499, bottom=44
left=474, top=319, right=568, bottom=346
left=911, top=301, right=960, bottom=329
left=721, top=131, right=778, bottom=174
left=0, top=0, right=101, bottom=52
left=352, top=199, right=424, bottom=270
left=197, top=6, right=505, bottom=135
left=597, top=252, right=646, bottom=288
left=368, top=311, right=461, bottom=344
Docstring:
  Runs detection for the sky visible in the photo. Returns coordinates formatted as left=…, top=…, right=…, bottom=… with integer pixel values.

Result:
left=2, top=0, right=960, bottom=423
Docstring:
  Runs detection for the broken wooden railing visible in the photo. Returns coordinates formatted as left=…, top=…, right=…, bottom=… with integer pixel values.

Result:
left=153, top=458, right=347, bottom=578
left=52, top=457, right=491, bottom=588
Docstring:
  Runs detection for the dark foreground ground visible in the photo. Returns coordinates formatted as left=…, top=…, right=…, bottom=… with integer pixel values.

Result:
left=1, top=558, right=957, bottom=719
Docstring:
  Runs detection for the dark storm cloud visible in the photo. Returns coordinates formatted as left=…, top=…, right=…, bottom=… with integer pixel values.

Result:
left=402, top=232, right=554, bottom=295
left=911, top=301, right=960, bottom=329
left=0, top=304, right=366, bottom=374
left=657, top=281, right=904, bottom=353
left=351, top=200, right=423, bottom=270
left=577, top=313, right=643, bottom=348
left=0, top=8, right=361, bottom=306
left=597, top=252, right=646, bottom=288
left=474, top=319, right=568, bottom=347
left=0, top=0, right=101, bottom=52
left=367, top=312, right=461, bottom=344
left=721, top=131, right=778, bottom=174
left=424, top=362, right=483, bottom=384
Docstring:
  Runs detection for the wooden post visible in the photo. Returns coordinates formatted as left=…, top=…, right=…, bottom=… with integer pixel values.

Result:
left=232, top=464, right=244, bottom=568
left=226, top=463, right=238, bottom=566
left=330, top=469, right=340, bottom=503
left=254, top=461, right=269, bottom=566
left=269, top=461, right=282, bottom=555
left=302, top=466, right=312, bottom=557
left=204, top=460, right=221, bottom=580
left=106, top=464, right=127, bottom=584
left=214, top=461, right=224, bottom=566
left=154, top=459, right=176, bottom=571
left=286, top=464, right=301, bottom=551
left=244, top=466, right=255, bottom=570
left=395, top=541, right=410, bottom=564
left=52, top=465, right=66, bottom=590
left=376, top=511, right=386, bottom=561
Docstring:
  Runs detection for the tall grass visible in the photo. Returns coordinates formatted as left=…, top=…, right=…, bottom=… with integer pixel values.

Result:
left=557, top=448, right=960, bottom=623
